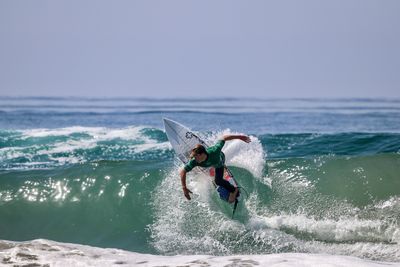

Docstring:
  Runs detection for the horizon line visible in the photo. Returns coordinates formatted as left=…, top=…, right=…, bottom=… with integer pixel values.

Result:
left=1, top=95, right=400, bottom=102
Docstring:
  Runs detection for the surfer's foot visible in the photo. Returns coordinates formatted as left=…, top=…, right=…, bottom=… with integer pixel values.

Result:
left=228, top=188, right=239, bottom=203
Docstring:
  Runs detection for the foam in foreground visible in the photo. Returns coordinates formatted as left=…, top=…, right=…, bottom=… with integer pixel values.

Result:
left=1, top=239, right=399, bottom=267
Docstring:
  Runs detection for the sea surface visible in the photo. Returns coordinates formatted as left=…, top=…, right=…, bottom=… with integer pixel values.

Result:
left=0, top=97, right=400, bottom=265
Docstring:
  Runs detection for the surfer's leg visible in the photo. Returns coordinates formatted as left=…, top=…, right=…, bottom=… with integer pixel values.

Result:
left=228, top=188, right=239, bottom=203
left=214, top=167, right=235, bottom=192
left=214, top=167, right=238, bottom=203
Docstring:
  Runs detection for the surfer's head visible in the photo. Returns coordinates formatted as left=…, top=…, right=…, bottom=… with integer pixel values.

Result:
left=191, top=144, right=207, bottom=163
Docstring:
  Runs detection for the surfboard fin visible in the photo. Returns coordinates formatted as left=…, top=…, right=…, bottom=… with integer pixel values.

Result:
left=232, top=199, right=239, bottom=219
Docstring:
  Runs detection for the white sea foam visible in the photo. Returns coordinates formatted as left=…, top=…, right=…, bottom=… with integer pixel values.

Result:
left=250, top=213, right=399, bottom=243
left=21, top=126, right=99, bottom=138
left=374, top=196, right=400, bottom=210
left=20, top=126, right=148, bottom=141
left=205, top=129, right=266, bottom=178
left=0, top=239, right=398, bottom=267
left=2, top=126, right=171, bottom=168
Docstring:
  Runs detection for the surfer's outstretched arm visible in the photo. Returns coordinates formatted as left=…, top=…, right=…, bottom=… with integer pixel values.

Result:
left=179, top=169, right=192, bottom=200
left=223, top=134, right=251, bottom=143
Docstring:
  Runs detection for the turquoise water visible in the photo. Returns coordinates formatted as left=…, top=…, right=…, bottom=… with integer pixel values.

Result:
left=0, top=97, right=400, bottom=261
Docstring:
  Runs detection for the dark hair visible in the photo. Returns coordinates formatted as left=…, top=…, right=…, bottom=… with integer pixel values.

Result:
left=190, top=144, right=206, bottom=157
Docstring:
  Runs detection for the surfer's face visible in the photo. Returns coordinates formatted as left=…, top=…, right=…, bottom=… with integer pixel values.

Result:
left=193, top=152, right=207, bottom=163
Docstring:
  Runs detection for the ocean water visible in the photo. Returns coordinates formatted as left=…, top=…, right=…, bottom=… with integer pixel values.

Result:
left=0, top=97, right=400, bottom=264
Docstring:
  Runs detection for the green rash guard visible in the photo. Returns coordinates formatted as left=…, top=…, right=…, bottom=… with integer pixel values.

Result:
left=184, top=140, right=225, bottom=172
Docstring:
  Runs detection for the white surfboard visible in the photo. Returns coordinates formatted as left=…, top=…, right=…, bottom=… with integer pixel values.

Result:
left=163, top=118, right=241, bottom=216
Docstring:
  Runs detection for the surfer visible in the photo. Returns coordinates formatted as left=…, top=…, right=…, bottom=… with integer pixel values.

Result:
left=179, top=134, right=251, bottom=203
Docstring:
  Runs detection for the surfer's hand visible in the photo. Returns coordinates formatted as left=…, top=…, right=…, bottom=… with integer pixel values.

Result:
left=241, top=135, right=251, bottom=143
left=183, top=187, right=192, bottom=200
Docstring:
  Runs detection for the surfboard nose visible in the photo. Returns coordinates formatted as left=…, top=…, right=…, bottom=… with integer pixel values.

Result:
left=162, top=117, right=172, bottom=131
left=162, top=117, right=175, bottom=128
left=163, top=118, right=183, bottom=133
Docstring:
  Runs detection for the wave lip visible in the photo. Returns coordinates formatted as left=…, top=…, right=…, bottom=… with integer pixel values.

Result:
left=0, top=239, right=399, bottom=267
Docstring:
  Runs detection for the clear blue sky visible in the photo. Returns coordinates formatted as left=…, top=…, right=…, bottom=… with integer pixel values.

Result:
left=1, top=0, right=399, bottom=98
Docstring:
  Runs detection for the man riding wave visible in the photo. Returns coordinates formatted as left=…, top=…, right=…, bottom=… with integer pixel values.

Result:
left=179, top=134, right=251, bottom=203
